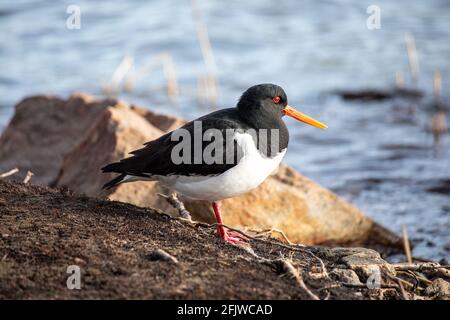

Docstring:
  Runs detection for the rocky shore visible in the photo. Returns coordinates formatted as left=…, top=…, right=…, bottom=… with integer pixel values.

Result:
left=0, top=93, right=448, bottom=299
left=0, top=93, right=401, bottom=248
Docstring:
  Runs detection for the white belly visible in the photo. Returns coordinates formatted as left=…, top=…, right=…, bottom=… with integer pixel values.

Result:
left=158, top=132, right=286, bottom=201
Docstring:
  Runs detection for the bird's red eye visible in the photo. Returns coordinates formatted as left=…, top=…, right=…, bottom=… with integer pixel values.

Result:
left=272, top=96, right=281, bottom=103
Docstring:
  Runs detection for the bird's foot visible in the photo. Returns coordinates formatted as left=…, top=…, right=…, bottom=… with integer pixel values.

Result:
left=221, top=229, right=249, bottom=247
left=212, top=202, right=249, bottom=247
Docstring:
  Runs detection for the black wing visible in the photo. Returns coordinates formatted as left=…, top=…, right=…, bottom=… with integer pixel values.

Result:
left=102, top=109, right=249, bottom=188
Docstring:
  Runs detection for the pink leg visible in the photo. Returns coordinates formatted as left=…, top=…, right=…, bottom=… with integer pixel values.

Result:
left=212, top=201, right=248, bottom=246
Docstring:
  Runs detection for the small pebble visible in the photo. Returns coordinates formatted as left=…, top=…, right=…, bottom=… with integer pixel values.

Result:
left=145, top=249, right=178, bottom=264
left=425, top=278, right=450, bottom=299
left=74, top=257, right=87, bottom=266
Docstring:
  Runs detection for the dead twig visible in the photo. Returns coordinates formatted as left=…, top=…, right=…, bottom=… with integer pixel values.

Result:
left=103, top=55, right=134, bottom=96
left=157, top=193, right=192, bottom=221
left=124, top=53, right=179, bottom=104
left=393, top=262, right=449, bottom=271
left=397, top=271, right=422, bottom=292
left=0, top=168, right=19, bottom=179
left=191, top=0, right=218, bottom=107
left=342, top=283, right=398, bottom=289
left=433, top=70, right=442, bottom=98
left=385, top=273, right=415, bottom=299
left=393, top=262, right=450, bottom=278
left=161, top=54, right=179, bottom=104
left=407, top=270, right=431, bottom=286
left=245, top=227, right=294, bottom=245
left=405, top=32, right=420, bottom=84
left=390, top=275, right=416, bottom=291
left=396, top=277, right=410, bottom=300
left=281, top=259, right=320, bottom=300
left=431, top=111, right=448, bottom=148
left=23, top=171, right=34, bottom=184
left=401, top=224, right=413, bottom=264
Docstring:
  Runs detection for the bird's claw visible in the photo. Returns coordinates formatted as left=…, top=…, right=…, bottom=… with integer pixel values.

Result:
left=222, top=230, right=249, bottom=247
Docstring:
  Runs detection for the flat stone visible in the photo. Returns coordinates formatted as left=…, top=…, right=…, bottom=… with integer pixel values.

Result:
left=425, top=278, right=450, bottom=300
left=318, top=247, right=396, bottom=279
left=330, top=268, right=362, bottom=285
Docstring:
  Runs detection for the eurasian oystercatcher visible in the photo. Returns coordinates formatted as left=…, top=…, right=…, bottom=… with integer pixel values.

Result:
left=102, top=84, right=327, bottom=245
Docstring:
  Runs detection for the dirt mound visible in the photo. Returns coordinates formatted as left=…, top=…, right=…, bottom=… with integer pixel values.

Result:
left=0, top=180, right=447, bottom=299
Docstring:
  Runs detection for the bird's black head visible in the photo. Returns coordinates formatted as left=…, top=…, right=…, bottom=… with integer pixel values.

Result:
left=237, top=83, right=328, bottom=130
left=237, top=84, right=288, bottom=127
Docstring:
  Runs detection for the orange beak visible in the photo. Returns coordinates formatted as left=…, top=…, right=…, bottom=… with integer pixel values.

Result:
left=283, top=105, right=328, bottom=129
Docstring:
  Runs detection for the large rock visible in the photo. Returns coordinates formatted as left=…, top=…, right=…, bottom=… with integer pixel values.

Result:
left=130, top=105, right=186, bottom=132
left=55, top=100, right=177, bottom=213
left=0, top=93, right=402, bottom=247
left=0, top=93, right=112, bottom=185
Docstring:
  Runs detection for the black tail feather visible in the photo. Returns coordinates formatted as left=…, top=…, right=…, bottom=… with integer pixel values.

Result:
left=102, top=173, right=126, bottom=190
left=101, top=162, right=124, bottom=173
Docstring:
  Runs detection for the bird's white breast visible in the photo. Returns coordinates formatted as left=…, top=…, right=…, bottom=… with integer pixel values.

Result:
left=158, top=132, right=286, bottom=201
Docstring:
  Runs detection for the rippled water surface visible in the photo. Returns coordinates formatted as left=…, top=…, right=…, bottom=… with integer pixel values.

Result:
left=1, top=0, right=449, bottom=260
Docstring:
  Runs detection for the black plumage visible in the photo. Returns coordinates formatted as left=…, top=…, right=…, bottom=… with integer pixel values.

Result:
left=102, top=84, right=290, bottom=189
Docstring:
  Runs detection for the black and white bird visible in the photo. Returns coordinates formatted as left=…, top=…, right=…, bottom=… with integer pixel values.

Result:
left=102, top=84, right=327, bottom=245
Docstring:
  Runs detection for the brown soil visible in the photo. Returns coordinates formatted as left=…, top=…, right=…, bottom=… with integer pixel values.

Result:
left=0, top=180, right=440, bottom=300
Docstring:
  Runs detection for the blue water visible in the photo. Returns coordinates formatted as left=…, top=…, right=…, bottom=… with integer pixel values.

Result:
left=0, top=0, right=449, bottom=260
